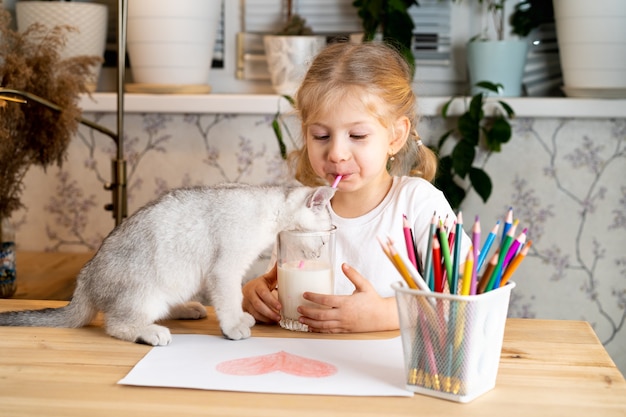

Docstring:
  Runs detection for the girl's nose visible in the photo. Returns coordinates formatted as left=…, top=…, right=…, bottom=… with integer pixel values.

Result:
left=327, top=138, right=350, bottom=162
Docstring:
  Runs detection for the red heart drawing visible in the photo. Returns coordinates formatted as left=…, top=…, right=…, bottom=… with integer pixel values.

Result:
left=216, top=351, right=337, bottom=378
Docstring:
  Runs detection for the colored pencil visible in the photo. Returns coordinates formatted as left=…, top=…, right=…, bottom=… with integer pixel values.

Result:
left=402, top=215, right=418, bottom=270
left=450, top=212, right=463, bottom=295
left=431, top=234, right=444, bottom=293
left=502, top=228, right=527, bottom=271
left=500, top=240, right=532, bottom=287
left=501, top=207, right=513, bottom=246
left=422, top=212, right=437, bottom=290
left=476, top=220, right=500, bottom=272
left=388, top=238, right=431, bottom=292
left=486, top=226, right=516, bottom=292
left=470, top=216, right=481, bottom=295
left=438, top=219, right=453, bottom=291
left=478, top=251, right=499, bottom=294
left=461, top=245, right=474, bottom=296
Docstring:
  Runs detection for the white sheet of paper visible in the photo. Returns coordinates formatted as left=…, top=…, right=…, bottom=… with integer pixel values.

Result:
left=119, top=334, right=412, bottom=397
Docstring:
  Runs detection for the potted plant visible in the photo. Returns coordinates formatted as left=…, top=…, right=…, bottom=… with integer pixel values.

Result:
left=553, top=0, right=626, bottom=98
left=432, top=81, right=515, bottom=209
left=126, top=0, right=222, bottom=92
left=460, top=0, right=536, bottom=97
left=263, top=1, right=326, bottom=96
left=351, top=0, right=417, bottom=76
left=15, top=0, right=108, bottom=91
left=0, top=9, right=102, bottom=297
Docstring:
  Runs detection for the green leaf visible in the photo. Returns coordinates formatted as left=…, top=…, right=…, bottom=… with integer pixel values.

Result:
left=497, top=100, right=515, bottom=118
left=469, top=167, right=492, bottom=203
left=457, top=113, right=479, bottom=146
left=485, top=116, right=512, bottom=151
left=441, top=97, right=454, bottom=118
left=434, top=160, right=466, bottom=210
left=475, top=81, right=501, bottom=94
left=468, top=93, right=483, bottom=121
left=437, top=129, right=453, bottom=149
left=271, top=118, right=287, bottom=160
left=451, top=140, right=476, bottom=178
left=282, top=95, right=295, bottom=106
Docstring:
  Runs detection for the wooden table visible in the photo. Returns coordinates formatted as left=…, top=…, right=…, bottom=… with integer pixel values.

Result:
left=0, top=300, right=625, bottom=417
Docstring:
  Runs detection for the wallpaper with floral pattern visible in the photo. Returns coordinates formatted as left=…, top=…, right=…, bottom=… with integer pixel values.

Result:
left=10, top=109, right=626, bottom=376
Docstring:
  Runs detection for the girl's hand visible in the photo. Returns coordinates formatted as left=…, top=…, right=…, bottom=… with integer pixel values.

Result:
left=297, top=263, right=399, bottom=333
left=242, top=263, right=281, bottom=323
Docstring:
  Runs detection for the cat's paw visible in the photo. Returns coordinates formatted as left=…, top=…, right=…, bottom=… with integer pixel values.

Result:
left=135, top=324, right=172, bottom=346
left=221, top=312, right=255, bottom=340
left=169, top=301, right=208, bottom=320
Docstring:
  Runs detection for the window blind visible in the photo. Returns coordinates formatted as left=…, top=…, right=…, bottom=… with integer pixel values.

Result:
left=243, top=0, right=452, bottom=66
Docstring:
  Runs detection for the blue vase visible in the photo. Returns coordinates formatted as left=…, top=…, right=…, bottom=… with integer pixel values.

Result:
left=466, top=40, right=529, bottom=97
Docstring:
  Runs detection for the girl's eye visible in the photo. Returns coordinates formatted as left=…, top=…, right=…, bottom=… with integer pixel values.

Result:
left=312, top=134, right=329, bottom=140
left=351, top=134, right=367, bottom=140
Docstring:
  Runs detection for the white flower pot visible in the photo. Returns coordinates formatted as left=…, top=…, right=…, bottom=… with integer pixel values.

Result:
left=127, top=0, right=221, bottom=87
left=263, top=35, right=327, bottom=96
left=15, top=1, right=108, bottom=92
left=553, top=0, right=626, bottom=97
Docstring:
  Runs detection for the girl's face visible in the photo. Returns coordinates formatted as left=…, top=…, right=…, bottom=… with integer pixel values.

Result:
left=305, top=93, right=408, bottom=194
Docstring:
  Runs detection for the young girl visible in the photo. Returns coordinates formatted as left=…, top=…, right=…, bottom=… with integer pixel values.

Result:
left=242, top=41, right=470, bottom=333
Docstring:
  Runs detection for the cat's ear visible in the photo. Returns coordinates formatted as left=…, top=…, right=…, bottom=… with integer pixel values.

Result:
left=307, top=186, right=336, bottom=212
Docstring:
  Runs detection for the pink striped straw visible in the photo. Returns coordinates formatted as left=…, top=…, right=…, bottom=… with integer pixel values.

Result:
left=331, top=175, right=343, bottom=188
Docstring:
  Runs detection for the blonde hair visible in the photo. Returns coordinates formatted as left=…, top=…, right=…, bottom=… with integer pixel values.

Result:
left=289, top=41, right=438, bottom=187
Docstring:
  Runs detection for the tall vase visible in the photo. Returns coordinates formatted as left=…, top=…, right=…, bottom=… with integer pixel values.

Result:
left=0, top=218, right=16, bottom=298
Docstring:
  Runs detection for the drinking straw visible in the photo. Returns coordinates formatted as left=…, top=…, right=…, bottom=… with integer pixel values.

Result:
left=476, top=220, right=500, bottom=271
left=402, top=215, right=418, bottom=270
left=331, top=174, right=342, bottom=188
left=500, top=240, right=532, bottom=287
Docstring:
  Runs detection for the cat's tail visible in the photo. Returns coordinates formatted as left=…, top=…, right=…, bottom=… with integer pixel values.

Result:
left=0, top=289, right=96, bottom=328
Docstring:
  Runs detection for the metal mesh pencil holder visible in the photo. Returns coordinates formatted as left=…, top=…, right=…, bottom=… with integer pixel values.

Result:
left=392, top=281, right=515, bottom=403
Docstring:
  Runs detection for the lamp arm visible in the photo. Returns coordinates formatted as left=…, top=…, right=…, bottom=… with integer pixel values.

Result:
left=0, top=88, right=119, bottom=145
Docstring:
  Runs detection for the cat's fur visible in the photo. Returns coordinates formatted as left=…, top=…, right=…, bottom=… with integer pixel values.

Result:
left=0, top=184, right=335, bottom=345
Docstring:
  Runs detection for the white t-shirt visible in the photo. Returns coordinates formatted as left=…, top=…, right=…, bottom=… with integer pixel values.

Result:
left=330, top=176, right=471, bottom=297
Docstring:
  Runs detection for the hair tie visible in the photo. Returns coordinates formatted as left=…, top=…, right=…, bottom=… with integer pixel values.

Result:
left=416, top=138, right=423, bottom=147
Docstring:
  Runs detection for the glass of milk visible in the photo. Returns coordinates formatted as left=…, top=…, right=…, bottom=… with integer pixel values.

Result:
left=277, top=227, right=336, bottom=332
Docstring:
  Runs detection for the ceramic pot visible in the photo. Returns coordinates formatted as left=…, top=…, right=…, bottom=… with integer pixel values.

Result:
left=127, top=0, right=221, bottom=86
left=263, top=35, right=327, bottom=96
left=553, top=0, right=626, bottom=98
left=16, top=1, right=108, bottom=92
left=466, top=40, right=529, bottom=97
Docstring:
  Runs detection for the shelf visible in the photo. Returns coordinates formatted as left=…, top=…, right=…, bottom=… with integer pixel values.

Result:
left=79, top=93, right=626, bottom=119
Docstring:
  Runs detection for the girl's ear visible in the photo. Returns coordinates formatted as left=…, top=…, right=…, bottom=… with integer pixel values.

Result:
left=389, top=115, right=410, bottom=151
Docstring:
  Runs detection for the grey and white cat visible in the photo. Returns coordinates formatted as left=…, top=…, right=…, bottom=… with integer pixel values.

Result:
left=0, top=184, right=335, bottom=346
